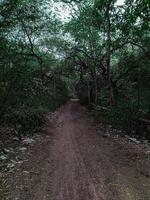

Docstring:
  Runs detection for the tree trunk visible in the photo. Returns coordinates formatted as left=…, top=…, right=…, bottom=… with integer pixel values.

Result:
left=87, top=80, right=91, bottom=105
left=93, top=67, right=98, bottom=105
left=106, top=2, right=116, bottom=106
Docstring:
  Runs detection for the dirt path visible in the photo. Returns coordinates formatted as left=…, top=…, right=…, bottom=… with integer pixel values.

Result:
left=1, top=100, right=150, bottom=200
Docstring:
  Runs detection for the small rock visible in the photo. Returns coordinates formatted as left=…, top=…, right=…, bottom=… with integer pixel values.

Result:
left=17, top=161, right=23, bottom=164
left=19, top=147, right=27, bottom=151
left=22, top=138, right=35, bottom=145
left=3, top=148, right=10, bottom=153
left=13, top=137, right=20, bottom=141
left=23, top=171, right=29, bottom=174
left=125, top=135, right=140, bottom=144
left=7, top=163, right=15, bottom=169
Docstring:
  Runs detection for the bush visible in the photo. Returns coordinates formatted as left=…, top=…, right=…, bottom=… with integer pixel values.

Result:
left=94, top=102, right=141, bottom=135
left=3, top=107, right=47, bottom=140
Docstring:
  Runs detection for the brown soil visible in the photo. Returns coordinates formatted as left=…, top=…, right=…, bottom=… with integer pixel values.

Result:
left=1, top=99, right=150, bottom=200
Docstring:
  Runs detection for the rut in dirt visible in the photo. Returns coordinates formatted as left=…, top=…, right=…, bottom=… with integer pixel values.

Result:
left=3, top=99, right=150, bottom=200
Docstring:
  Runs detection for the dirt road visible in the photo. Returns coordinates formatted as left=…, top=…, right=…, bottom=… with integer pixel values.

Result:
left=1, top=100, right=150, bottom=200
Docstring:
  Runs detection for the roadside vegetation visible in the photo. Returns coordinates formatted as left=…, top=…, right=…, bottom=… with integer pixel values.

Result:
left=0, top=0, right=68, bottom=150
left=0, top=0, right=150, bottom=153
left=62, top=0, right=150, bottom=140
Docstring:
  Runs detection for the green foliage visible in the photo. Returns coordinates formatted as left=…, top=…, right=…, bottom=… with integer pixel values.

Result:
left=94, top=49, right=150, bottom=137
left=62, top=0, right=150, bottom=138
left=95, top=101, right=141, bottom=134
left=0, top=0, right=150, bottom=145
left=0, top=0, right=69, bottom=148
left=3, top=107, right=46, bottom=138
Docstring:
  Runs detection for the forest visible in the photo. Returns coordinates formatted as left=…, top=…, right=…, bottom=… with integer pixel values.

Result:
left=0, top=0, right=150, bottom=151
left=0, top=0, right=150, bottom=199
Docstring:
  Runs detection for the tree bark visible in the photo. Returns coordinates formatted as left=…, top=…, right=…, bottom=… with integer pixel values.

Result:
left=106, top=2, right=116, bottom=106
left=87, top=80, right=91, bottom=105
left=93, top=67, right=98, bottom=105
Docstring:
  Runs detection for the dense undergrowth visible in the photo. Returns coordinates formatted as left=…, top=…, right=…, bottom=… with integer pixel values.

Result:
left=0, top=0, right=69, bottom=150
left=59, top=0, right=150, bottom=141
left=92, top=51, right=150, bottom=139
left=0, top=55, right=68, bottom=149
